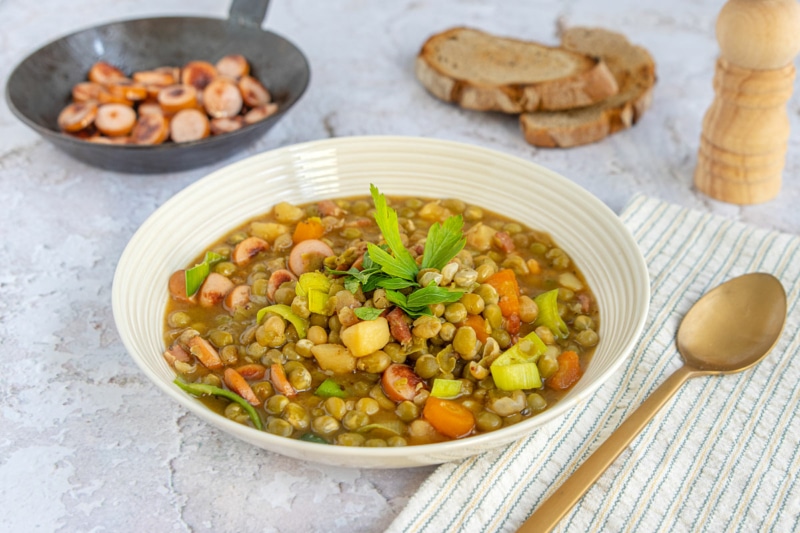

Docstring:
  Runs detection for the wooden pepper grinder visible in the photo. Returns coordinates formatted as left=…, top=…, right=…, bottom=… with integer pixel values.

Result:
left=694, top=0, right=800, bottom=204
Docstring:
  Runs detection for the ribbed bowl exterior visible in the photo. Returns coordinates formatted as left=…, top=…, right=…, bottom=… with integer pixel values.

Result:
left=112, top=136, right=649, bottom=468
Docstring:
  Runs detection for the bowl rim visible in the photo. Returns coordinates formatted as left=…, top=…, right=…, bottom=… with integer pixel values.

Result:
left=112, top=135, right=650, bottom=466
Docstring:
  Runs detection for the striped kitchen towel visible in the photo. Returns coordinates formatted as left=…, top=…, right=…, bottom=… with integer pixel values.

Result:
left=387, top=194, right=800, bottom=533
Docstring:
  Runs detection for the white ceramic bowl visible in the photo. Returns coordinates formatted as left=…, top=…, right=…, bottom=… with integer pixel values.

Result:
left=112, top=136, right=649, bottom=468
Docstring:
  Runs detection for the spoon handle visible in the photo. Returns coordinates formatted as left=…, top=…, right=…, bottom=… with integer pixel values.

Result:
left=517, top=364, right=697, bottom=533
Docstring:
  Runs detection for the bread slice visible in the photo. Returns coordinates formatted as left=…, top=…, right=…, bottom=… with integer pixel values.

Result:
left=415, top=27, right=619, bottom=113
left=520, top=27, right=656, bottom=148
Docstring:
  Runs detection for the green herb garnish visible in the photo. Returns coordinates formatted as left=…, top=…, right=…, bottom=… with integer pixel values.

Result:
left=174, top=379, right=263, bottom=430
left=327, top=185, right=468, bottom=318
left=257, top=304, right=308, bottom=338
left=314, top=378, right=348, bottom=398
left=421, top=214, right=467, bottom=271
left=184, top=251, right=225, bottom=296
left=353, top=307, right=385, bottom=321
left=299, top=433, right=329, bottom=444
left=367, top=184, right=419, bottom=281
left=386, top=284, right=464, bottom=317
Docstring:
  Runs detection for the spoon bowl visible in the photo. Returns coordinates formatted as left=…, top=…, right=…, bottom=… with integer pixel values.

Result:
left=518, top=272, right=787, bottom=533
left=678, top=273, right=786, bottom=372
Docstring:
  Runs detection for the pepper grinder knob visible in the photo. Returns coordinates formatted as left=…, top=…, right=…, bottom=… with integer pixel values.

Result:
left=694, top=0, right=800, bottom=204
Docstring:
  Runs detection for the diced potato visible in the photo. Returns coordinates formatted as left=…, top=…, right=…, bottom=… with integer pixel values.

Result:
left=310, top=343, right=356, bottom=373
left=558, top=272, right=584, bottom=291
left=466, top=223, right=497, bottom=252
left=418, top=201, right=452, bottom=222
left=250, top=221, right=289, bottom=243
left=273, top=202, right=305, bottom=223
left=339, top=317, right=391, bottom=357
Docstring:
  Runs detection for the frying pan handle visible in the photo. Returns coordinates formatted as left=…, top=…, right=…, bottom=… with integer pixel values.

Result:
left=229, top=0, right=271, bottom=29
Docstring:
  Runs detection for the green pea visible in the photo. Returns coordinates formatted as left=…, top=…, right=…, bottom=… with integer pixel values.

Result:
left=573, top=315, right=595, bottom=331
left=527, top=393, right=547, bottom=411
left=311, top=415, right=340, bottom=436
left=415, top=354, right=440, bottom=379
left=342, top=410, right=369, bottom=430
left=324, top=397, right=347, bottom=420
left=453, top=326, right=478, bottom=359
left=266, top=394, right=289, bottom=415
left=282, top=402, right=310, bottom=430
left=460, top=293, right=485, bottom=315
left=576, top=329, right=599, bottom=347
left=483, top=304, right=503, bottom=329
left=341, top=227, right=362, bottom=240
left=445, top=302, right=468, bottom=324
left=395, top=401, right=419, bottom=422
left=538, top=356, right=559, bottom=379
left=337, top=432, right=365, bottom=446
left=475, top=411, right=502, bottom=432
left=215, top=261, right=237, bottom=277
left=224, top=402, right=250, bottom=424
left=267, top=418, right=293, bottom=437
left=168, top=311, right=192, bottom=328
left=208, top=329, right=233, bottom=348
left=439, top=322, right=456, bottom=342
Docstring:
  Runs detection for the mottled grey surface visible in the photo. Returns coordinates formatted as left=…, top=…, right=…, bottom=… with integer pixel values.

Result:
left=1, top=0, right=798, bottom=531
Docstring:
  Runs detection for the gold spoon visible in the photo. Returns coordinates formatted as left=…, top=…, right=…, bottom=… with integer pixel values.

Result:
left=518, top=272, right=787, bottom=533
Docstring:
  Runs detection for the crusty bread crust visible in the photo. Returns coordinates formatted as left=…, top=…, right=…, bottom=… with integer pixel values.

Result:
left=520, top=27, right=656, bottom=148
left=415, top=27, right=619, bottom=113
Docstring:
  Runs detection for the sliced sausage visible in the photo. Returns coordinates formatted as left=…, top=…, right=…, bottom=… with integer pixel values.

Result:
left=223, top=284, right=251, bottom=311
left=209, top=116, right=243, bottom=135
left=381, top=364, right=425, bottom=402
left=317, top=200, right=344, bottom=217
left=181, top=60, right=218, bottom=91
left=130, top=113, right=169, bottom=145
left=133, top=70, right=176, bottom=86
left=288, top=239, right=334, bottom=276
left=168, top=270, right=196, bottom=302
left=108, top=79, right=148, bottom=101
left=158, top=84, right=199, bottom=114
left=169, top=108, right=210, bottom=143
left=163, top=343, right=192, bottom=367
left=243, top=103, right=278, bottom=124
left=224, top=368, right=261, bottom=406
left=71, top=82, right=105, bottom=102
left=88, top=61, right=127, bottom=85
left=386, top=307, right=413, bottom=345
left=57, top=102, right=97, bottom=132
left=203, top=78, right=243, bottom=119
left=187, top=336, right=223, bottom=370
left=238, top=75, right=271, bottom=107
left=232, top=236, right=269, bottom=266
left=215, top=54, right=250, bottom=79
left=197, top=272, right=234, bottom=307
left=267, top=269, right=297, bottom=301
left=94, top=103, right=136, bottom=137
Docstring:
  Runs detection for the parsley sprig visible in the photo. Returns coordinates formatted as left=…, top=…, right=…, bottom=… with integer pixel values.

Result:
left=330, top=185, right=467, bottom=318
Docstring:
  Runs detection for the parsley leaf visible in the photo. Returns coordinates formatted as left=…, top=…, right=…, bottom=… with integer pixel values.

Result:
left=369, top=184, right=419, bottom=281
left=329, top=185, right=471, bottom=317
left=406, top=285, right=464, bottom=307
left=421, top=215, right=466, bottom=271
left=353, top=307, right=384, bottom=321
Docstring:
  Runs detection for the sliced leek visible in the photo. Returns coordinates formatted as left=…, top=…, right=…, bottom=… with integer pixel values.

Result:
left=533, top=289, right=569, bottom=339
left=491, top=362, right=542, bottom=391
left=430, top=378, right=463, bottom=398
left=257, top=304, right=308, bottom=339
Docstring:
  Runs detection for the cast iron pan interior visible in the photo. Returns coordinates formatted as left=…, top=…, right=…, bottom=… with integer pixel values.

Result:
left=5, top=0, right=310, bottom=173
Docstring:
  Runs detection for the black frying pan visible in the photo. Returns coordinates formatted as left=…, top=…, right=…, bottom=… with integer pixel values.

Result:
left=5, top=0, right=310, bottom=173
